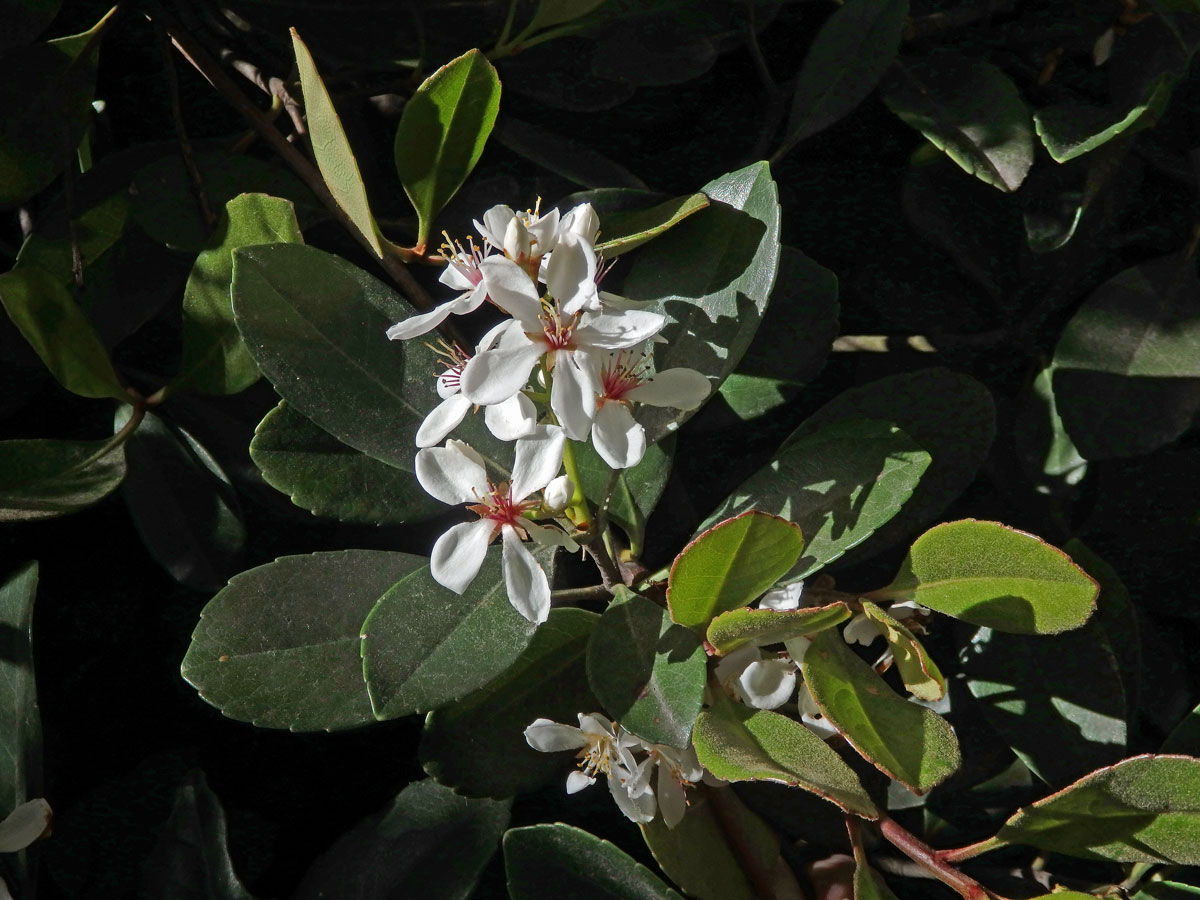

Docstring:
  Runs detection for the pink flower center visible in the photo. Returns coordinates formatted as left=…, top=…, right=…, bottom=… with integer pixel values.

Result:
left=538, top=306, right=582, bottom=351
left=599, top=352, right=647, bottom=404
left=468, top=482, right=537, bottom=536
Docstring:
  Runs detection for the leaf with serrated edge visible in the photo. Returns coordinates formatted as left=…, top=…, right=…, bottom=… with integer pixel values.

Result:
left=706, top=603, right=851, bottom=655
left=802, top=630, right=959, bottom=794
left=861, top=602, right=945, bottom=702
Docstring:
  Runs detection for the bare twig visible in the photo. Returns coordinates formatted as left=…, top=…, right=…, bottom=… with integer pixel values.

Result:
left=550, top=584, right=612, bottom=604
left=159, top=25, right=217, bottom=232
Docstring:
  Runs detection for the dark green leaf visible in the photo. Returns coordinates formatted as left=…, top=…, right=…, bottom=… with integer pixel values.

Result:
left=182, top=550, right=424, bottom=731
left=394, top=48, right=501, bottom=250
left=587, top=587, right=706, bottom=748
left=1135, top=882, right=1200, bottom=899
left=780, top=0, right=908, bottom=153
left=249, top=401, right=441, bottom=525
left=861, top=602, right=945, bottom=702
left=0, top=0, right=62, bottom=54
left=1163, top=703, right=1200, bottom=756
left=852, top=841, right=901, bottom=900
left=494, top=115, right=647, bottom=191
left=594, top=193, right=709, bottom=257
left=882, top=54, right=1034, bottom=191
left=141, top=771, right=257, bottom=900
left=14, top=190, right=128, bottom=285
left=294, top=779, right=510, bottom=900
left=0, top=562, right=41, bottom=817
left=802, top=630, right=960, bottom=794
left=1014, top=367, right=1087, bottom=494
left=361, top=545, right=554, bottom=719
left=0, top=266, right=125, bottom=400
left=1035, top=100, right=1162, bottom=165
left=703, top=419, right=930, bottom=579
left=998, top=755, right=1200, bottom=864
left=572, top=436, right=672, bottom=557
left=505, top=824, right=683, bottom=900
left=0, top=436, right=125, bottom=521
left=667, top=512, right=803, bottom=631
left=623, top=162, right=781, bottom=443
left=118, top=409, right=245, bottom=591
left=525, top=0, right=610, bottom=32
left=421, top=608, right=600, bottom=798
left=176, top=194, right=304, bottom=395
left=1053, top=253, right=1200, bottom=460
left=705, top=603, right=851, bottom=656
left=292, top=29, right=381, bottom=256
left=692, top=691, right=878, bottom=818
left=877, top=520, right=1099, bottom=634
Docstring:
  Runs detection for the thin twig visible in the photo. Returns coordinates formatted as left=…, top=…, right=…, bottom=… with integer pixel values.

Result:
left=877, top=815, right=1000, bottom=900
left=159, top=25, right=217, bottom=232
left=550, top=584, right=612, bottom=604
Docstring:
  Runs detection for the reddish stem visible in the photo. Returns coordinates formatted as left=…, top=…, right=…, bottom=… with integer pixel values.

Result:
left=876, top=815, right=1000, bottom=900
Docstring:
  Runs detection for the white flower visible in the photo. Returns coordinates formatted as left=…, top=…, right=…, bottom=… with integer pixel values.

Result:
left=637, top=742, right=704, bottom=829
left=759, top=581, right=804, bottom=610
left=715, top=645, right=796, bottom=710
left=542, top=474, right=574, bottom=513
left=474, top=202, right=562, bottom=275
left=386, top=235, right=491, bottom=341
left=589, top=350, right=710, bottom=468
left=524, top=713, right=656, bottom=824
left=561, top=202, right=600, bottom=244
left=843, top=612, right=881, bottom=647
left=415, top=429, right=574, bottom=623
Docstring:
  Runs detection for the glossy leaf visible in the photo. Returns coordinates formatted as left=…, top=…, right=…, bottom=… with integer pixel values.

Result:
left=361, top=545, right=554, bottom=720
left=293, top=779, right=510, bottom=900
left=249, top=401, right=441, bottom=525
left=292, top=29, right=382, bottom=256
left=421, top=608, right=600, bottom=798
left=0, top=562, right=41, bottom=818
left=704, top=419, right=930, bottom=579
left=882, top=54, right=1034, bottom=192
left=141, top=771, right=257, bottom=900
left=0, top=266, right=125, bottom=400
left=594, top=193, right=709, bottom=257
left=394, top=48, right=501, bottom=250
left=118, top=409, right=245, bottom=591
left=693, top=690, right=877, bottom=818
left=1053, top=253, right=1200, bottom=460
left=706, top=603, right=851, bottom=656
left=0, top=436, right=125, bottom=521
left=182, top=550, right=424, bottom=731
left=876, top=520, right=1099, bottom=635
left=999, top=755, right=1200, bottom=864
left=861, top=602, right=945, bottom=702
left=667, top=512, right=803, bottom=630
left=231, top=242, right=511, bottom=474
left=587, top=587, right=706, bottom=748
left=781, top=0, right=908, bottom=153
left=572, top=436, right=672, bottom=557
left=505, top=824, right=683, bottom=900
left=623, top=162, right=781, bottom=443
left=802, top=630, right=960, bottom=794
left=176, top=194, right=303, bottom=395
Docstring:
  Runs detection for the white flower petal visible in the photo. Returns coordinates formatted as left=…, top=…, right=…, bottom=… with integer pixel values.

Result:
left=625, top=367, right=711, bottom=409
left=460, top=341, right=544, bottom=406
left=485, top=392, right=538, bottom=441
left=542, top=474, right=574, bottom=513
left=563, top=203, right=600, bottom=244
left=438, top=262, right=476, bottom=291
left=476, top=205, right=515, bottom=247
left=477, top=318, right=514, bottom=352
left=798, top=681, right=823, bottom=719
left=502, top=525, right=551, bottom=623
left=528, top=207, right=561, bottom=255
left=0, top=799, right=51, bottom=853
left=657, top=763, right=688, bottom=829
left=550, top=352, right=599, bottom=441
left=479, top=256, right=543, bottom=324
left=714, top=645, right=760, bottom=688
left=759, top=581, right=804, bottom=611
left=524, top=718, right=588, bottom=752
left=737, top=658, right=796, bottom=710
left=416, top=394, right=472, bottom=448
left=576, top=309, right=666, bottom=349
left=547, top=232, right=597, bottom=308
left=843, top=613, right=881, bottom=646
left=436, top=368, right=460, bottom=400
left=511, top=425, right=566, bottom=501
left=430, top=518, right=496, bottom=594
left=784, top=635, right=813, bottom=666
left=415, top=441, right=489, bottom=504
left=592, top=401, right=646, bottom=469
left=609, top=766, right=657, bottom=824
left=503, top=216, right=532, bottom=260
left=566, top=770, right=596, bottom=794
left=386, top=302, right=455, bottom=341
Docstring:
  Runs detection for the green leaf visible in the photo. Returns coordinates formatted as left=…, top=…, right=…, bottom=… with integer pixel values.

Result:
left=494, top=115, right=647, bottom=191
left=14, top=189, right=128, bottom=285
left=394, top=48, right=501, bottom=250
left=877, top=520, right=1099, bottom=634
left=623, top=162, right=781, bottom=443
left=703, top=419, right=931, bottom=579
left=293, top=779, right=510, bottom=900
left=0, top=266, right=125, bottom=400
left=705, top=603, right=851, bottom=656
left=1035, top=99, right=1163, bottom=165
left=0, top=6, right=113, bottom=205
left=118, top=409, right=245, bottom=591
left=231, top=242, right=512, bottom=474
left=781, top=0, right=908, bottom=153
left=176, top=194, right=304, bottom=395
left=802, top=630, right=960, bottom=794
left=0, top=436, right=125, bottom=521
left=861, top=602, right=945, bottom=702
left=594, top=193, right=709, bottom=257
left=785, top=367, right=995, bottom=566
left=250, top=401, right=441, bottom=525
left=667, top=512, right=804, bottom=631
left=1014, top=367, right=1087, bottom=494
left=505, top=824, right=683, bottom=900
left=421, top=608, right=600, bottom=798
left=882, top=54, right=1034, bottom=191
left=1052, top=252, right=1200, bottom=460
left=525, top=0, right=611, bottom=32
left=586, top=587, right=706, bottom=748
left=998, top=755, right=1200, bottom=864
left=181, top=550, right=424, bottom=731
left=292, top=29, right=382, bottom=256
left=1163, top=702, right=1200, bottom=756
left=0, top=0, right=63, bottom=54
left=692, top=691, right=878, bottom=818
left=640, top=787, right=782, bottom=900
left=852, top=842, right=901, bottom=900
left=141, top=771, right=257, bottom=900
left=361, top=545, right=554, bottom=719
left=1136, top=882, right=1200, bottom=900
left=0, top=563, right=41, bottom=818
left=572, top=436, right=672, bottom=557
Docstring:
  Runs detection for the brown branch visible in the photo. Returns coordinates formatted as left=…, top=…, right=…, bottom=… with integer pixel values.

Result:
left=877, top=815, right=1001, bottom=900
left=159, top=25, right=216, bottom=233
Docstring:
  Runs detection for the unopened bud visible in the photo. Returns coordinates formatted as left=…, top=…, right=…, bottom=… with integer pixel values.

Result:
left=543, top=475, right=574, bottom=513
left=503, top=216, right=532, bottom=261
left=566, top=203, right=600, bottom=244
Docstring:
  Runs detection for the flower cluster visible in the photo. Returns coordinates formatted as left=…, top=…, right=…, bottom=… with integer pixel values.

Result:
left=388, top=202, right=710, bottom=623
left=523, top=713, right=705, bottom=829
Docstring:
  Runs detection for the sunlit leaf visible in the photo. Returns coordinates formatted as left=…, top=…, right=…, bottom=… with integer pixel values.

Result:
left=595, top=193, right=709, bottom=257
left=861, top=602, right=945, bottom=702
left=706, top=603, right=851, bottom=656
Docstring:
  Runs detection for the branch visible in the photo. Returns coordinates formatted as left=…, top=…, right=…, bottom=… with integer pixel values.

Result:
left=877, top=815, right=1001, bottom=900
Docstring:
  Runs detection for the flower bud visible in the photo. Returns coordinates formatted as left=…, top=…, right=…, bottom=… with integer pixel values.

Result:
left=565, top=203, right=600, bottom=244
left=503, top=216, right=532, bottom=261
left=543, top=474, right=574, bottom=513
